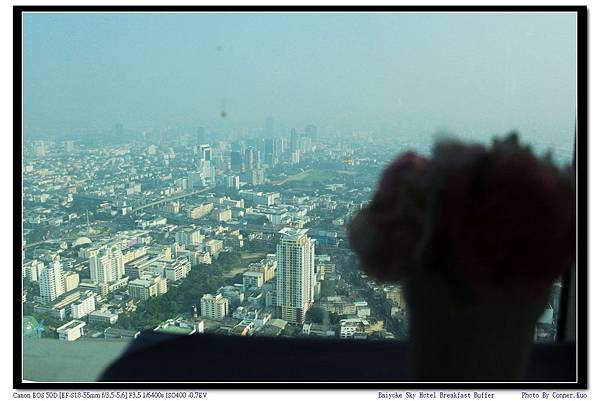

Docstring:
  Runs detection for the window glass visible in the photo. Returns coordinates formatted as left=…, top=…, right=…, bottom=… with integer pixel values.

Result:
left=22, top=11, right=576, bottom=381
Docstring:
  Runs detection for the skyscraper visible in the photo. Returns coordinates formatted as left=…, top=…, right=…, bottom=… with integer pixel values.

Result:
left=244, top=148, right=255, bottom=171
left=305, top=124, right=317, bottom=141
left=264, top=138, right=276, bottom=166
left=199, top=144, right=212, bottom=162
left=290, top=128, right=300, bottom=152
left=230, top=150, right=244, bottom=173
left=264, top=117, right=274, bottom=138
left=276, top=228, right=316, bottom=325
left=39, top=259, right=65, bottom=304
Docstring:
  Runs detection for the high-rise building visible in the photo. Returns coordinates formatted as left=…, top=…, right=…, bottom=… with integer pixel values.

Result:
left=290, top=129, right=300, bottom=152
left=199, top=144, right=212, bottom=162
left=244, top=169, right=265, bottom=186
left=231, top=140, right=245, bottom=154
left=275, top=138, right=285, bottom=158
left=291, top=150, right=301, bottom=164
left=187, top=171, right=204, bottom=189
left=199, top=159, right=215, bottom=187
left=305, top=124, right=317, bottom=141
left=276, top=228, right=316, bottom=325
left=63, top=271, right=80, bottom=292
left=39, top=259, right=65, bottom=304
left=33, top=141, right=45, bottom=158
left=71, top=291, right=96, bottom=319
left=200, top=293, right=229, bottom=320
left=164, top=257, right=192, bottom=282
left=230, top=150, right=244, bottom=172
left=225, top=175, right=240, bottom=190
left=244, top=148, right=254, bottom=171
left=89, top=247, right=124, bottom=284
left=24, top=260, right=43, bottom=282
left=264, top=138, right=276, bottom=166
left=175, top=227, right=204, bottom=246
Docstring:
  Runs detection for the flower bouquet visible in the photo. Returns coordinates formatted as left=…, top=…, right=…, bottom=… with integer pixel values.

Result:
left=348, top=133, right=575, bottom=381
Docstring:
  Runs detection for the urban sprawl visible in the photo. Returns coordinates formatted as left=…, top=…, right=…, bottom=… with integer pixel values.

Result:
left=22, top=124, right=561, bottom=344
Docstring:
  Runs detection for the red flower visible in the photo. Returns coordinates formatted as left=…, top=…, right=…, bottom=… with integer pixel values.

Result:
left=348, top=152, right=429, bottom=281
left=349, top=133, right=575, bottom=304
left=439, top=135, right=575, bottom=300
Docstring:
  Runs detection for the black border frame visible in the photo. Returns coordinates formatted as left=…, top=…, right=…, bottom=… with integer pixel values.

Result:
left=13, top=4, right=588, bottom=390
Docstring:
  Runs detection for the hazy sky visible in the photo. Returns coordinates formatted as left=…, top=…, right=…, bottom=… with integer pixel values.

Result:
left=23, top=12, right=576, bottom=146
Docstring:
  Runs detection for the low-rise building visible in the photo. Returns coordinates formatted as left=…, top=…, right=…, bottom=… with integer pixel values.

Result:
left=88, top=310, right=119, bottom=325
left=203, top=239, right=223, bottom=256
left=212, top=208, right=232, bottom=222
left=242, top=271, right=264, bottom=290
left=128, top=274, right=168, bottom=301
left=187, top=203, right=214, bottom=219
left=57, top=320, right=86, bottom=341
left=104, top=327, right=140, bottom=340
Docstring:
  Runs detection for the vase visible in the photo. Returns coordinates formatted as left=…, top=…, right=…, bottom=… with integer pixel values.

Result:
left=405, top=269, right=548, bottom=381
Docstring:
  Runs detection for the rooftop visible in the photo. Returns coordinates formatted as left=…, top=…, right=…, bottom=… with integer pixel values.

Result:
left=57, top=320, right=86, bottom=332
left=278, top=227, right=309, bottom=241
left=155, top=325, right=195, bottom=336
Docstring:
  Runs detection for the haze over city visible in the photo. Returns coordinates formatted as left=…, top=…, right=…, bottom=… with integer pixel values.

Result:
left=24, top=12, right=575, bottom=150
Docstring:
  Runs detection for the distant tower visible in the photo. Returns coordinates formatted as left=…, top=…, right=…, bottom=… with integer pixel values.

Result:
left=290, top=128, right=300, bottom=152
left=199, top=144, right=212, bottom=162
left=276, top=228, right=316, bottom=325
left=305, top=124, right=317, bottom=141
left=264, top=117, right=274, bottom=138
left=86, top=210, right=91, bottom=234
left=33, top=141, right=46, bottom=158
left=64, top=141, right=75, bottom=153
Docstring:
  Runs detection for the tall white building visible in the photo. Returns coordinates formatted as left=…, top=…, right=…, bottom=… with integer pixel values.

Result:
left=89, top=247, right=124, bottom=284
left=276, top=228, right=316, bottom=324
left=39, top=259, right=65, bottom=304
left=225, top=175, right=240, bottom=190
left=200, top=293, right=229, bottom=320
left=24, top=260, right=43, bottom=282
left=199, top=160, right=216, bottom=187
